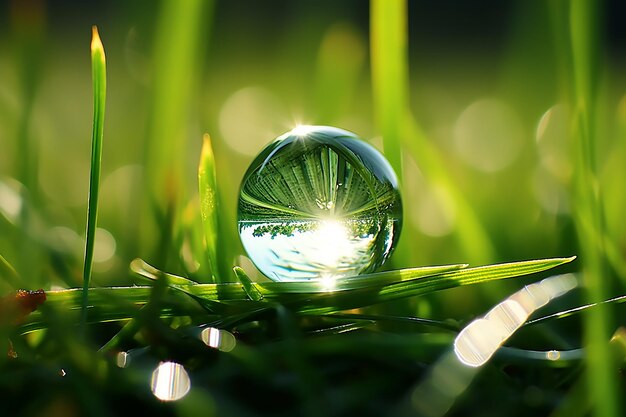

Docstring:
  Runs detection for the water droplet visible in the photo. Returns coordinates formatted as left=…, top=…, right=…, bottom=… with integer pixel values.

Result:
left=150, top=362, right=191, bottom=402
left=238, top=125, right=402, bottom=282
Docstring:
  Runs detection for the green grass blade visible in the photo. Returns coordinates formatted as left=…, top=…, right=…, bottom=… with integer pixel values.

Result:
left=403, top=114, right=496, bottom=263
left=81, top=26, right=106, bottom=329
left=278, top=257, right=575, bottom=314
left=568, top=0, right=620, bottom=415
left=525, top=293, right=626, bottom=326
left=370, top=0, right=407, bottom=181
left=21, top=257, right=574, bottom=334
left=233, top=266, right=264, bottom=301
left=198, top=134, right=220, bottom=282
left=142, top=0, right=209, bottom=266
left=258, top=263, right=468, bottom=294
left=130, top=258, right=198, bottom=286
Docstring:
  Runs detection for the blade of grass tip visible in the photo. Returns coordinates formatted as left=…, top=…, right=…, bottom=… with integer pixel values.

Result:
left=233, top=266, right=263, bottom=301
left=568, top=1, right=620, bottom=416
left=80, top=26, right=106, bottom=331
left=198, top=134, right=221, bottom=282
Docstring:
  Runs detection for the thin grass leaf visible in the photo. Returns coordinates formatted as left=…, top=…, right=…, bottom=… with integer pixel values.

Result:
left=568, top=0, right=620, bottom=415
left=234, top=266, right=263, bottom=301
left=198, top=133, right=221, bottom=282
left=370, top=0, right=406, bottom=181
left=326, top=313, right=460, bottom=332
left=525, top=293, right=626, bottom=326
left=130, top=258, right=199, bottom=286
left=277, top=257, right=576, bottom=314
left=80, top=26, right=106, bottom=330
left=403, top=114, right=495, bottom=264
left=20, top=257, right=574, bottom=334
left=142, top=0, right=209, bottom=267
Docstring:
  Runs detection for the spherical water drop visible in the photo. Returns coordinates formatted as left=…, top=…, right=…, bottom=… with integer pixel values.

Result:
left=238, top=125, right=402, bottom=282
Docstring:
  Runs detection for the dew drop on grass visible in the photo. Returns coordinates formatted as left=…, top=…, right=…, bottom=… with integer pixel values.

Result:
left=237, top=125, right=402, bottom=282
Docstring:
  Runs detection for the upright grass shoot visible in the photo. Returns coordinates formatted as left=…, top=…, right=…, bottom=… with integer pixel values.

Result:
left=568, top=1, right=620, bottom=416
left=12, top=1, right=44, bottom=285
left=142, top=0, right=211, bottom=267
left=370, top=0, right=412, bottom=267
left=370, top=0, right=494, bottom=265
left=370, top=0, right=406, bottom=182
left=198, top=134, right=221, bottom=282
left=80, top=26, right=106, bottom=330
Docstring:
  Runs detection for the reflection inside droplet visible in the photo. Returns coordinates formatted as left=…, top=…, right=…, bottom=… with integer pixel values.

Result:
left=200, top=327, right=237, bottom=352
left=150, top=362, right=191, bottom=402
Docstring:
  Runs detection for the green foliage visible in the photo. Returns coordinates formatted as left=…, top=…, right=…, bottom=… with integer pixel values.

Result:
left=0, top=2, right=624, bottom=416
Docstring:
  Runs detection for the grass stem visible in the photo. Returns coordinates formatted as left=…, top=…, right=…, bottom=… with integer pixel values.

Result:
left=568, top=1, right=621, bottom=415
left=81, top=26, right=106, bottom=331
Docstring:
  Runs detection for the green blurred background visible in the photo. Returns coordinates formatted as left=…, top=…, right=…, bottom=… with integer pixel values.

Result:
left=1, top=0, right=625, bottom=415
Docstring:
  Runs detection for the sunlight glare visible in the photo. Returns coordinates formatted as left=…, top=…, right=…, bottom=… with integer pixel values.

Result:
left=291, top=124, right=317, bottom=137
left=315, top=220, right=350, bottom=266
left=454, top=274, right=578, bottom=367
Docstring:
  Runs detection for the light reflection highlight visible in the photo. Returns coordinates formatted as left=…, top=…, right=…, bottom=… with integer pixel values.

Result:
left=454, top=274, right=578, bottom=367
left=411, top=274, right=578, bottom=417
left=290, top=124, right=318, bottom=137
left=200, top=327, right=237, bottom=352
left=546, top=350, right=560, bottom=361
left=116, top=351, right=130, bottom=368
left=150, top=362, right=191, bottom=402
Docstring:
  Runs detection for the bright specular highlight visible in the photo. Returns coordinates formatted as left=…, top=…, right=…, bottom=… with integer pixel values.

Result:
left=238, top=125, right=402, bottom=282
left=150, top=362, right=191, bottom=402
left=454, top=273, right=578, bottom=367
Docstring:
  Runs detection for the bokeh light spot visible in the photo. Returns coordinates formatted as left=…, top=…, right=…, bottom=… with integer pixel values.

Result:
left=453, top=98, right=523, bottom=172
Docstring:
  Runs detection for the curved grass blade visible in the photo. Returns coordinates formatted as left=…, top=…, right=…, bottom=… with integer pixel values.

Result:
left=258, top=263, right=468, bottom=294
left=81, top=26, right=106, bottom=330
left=275, top=257, right=576, bottom=314
left=326, top=313, right=459, bottom=332
left=130, top=258, right=198, bottom=286
left=234, top=266, right=263, bottom=301
left=525, top=293, right=626, bottom=327
left=20, top=257, right=574, bottom=334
